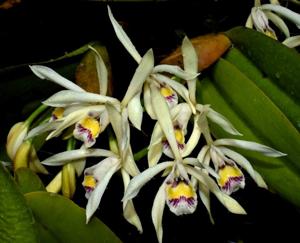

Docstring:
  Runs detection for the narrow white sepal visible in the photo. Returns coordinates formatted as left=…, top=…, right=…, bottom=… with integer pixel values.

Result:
left=121, top=49, right=154, bottom=106
left=107, top=6, right=142, bottom=63
left=283, top=35, right=300, bottom=48
left=30, top=65, right=84, bottom=92
left=41, top=148, right=115, bottom=166
left=151, top=181, right=166, bottom=243
left=207, top=108, right=242, bottom=136
left=214, top=139, right=286, bottom=157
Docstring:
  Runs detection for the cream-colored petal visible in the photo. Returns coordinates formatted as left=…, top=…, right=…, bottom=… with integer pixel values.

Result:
left=122, top=169, right=143, bottom=233
left=182, top=115, right=201, bottom=157
left=197, top=145, right=210, bottom=164
left=123, top=161, right=173, bottom=201
left=261, top=4, right=300, bottom=28
left=143, top=83, right=156, bottom=119
left=122, top=146, right=140, bottom=177
left=265, top=11, right=290, bottom=37
left=182, top=36, right=198, bottom=103
left=106, top=104, right=123, bottom=150
left=207, top=108, right=242, bottom=136
left=198, top=182, right=214, bottom=224
left=151, top=180, right=167, bottom=243
left=43, top=90, right=120, bottom=109
left=152, top=64, right=198, bottom=80
left=88, top=45, right=108, bottom=95
left=107, top=6, right=142, bottom=63
left=150, top=84, right=181, bottom=161
left=283, top=35, right=300, bottom=48
left=186, top=166, right=246, bottom=214
left=30, top=65, right=84, bottom=92
left=121, top=49, right=154, bottom=106
left=86, top=158, right=120, bottom=223
left=26, top=121, right=61, bottom=140
left=219, top=147, right=267, bottom=189
left=214, top=139, right=286, bottom=157
left=245, top=14, right=254, bottom=28
left=148, top=142, right=163, bottom=167
left=128, top=91, right=143, bottom=130
left=41, top=148, right=115, bottom=166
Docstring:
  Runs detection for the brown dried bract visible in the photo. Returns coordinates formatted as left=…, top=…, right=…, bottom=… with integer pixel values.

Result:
left=161, top=33, right=231, bottom=71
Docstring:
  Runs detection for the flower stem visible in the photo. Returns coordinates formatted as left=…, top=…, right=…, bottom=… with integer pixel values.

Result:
left=25, top=104, right=48, bottom=126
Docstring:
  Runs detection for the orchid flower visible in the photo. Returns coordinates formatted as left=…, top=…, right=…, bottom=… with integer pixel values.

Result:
left=123, top=159, right=246, bottom=243
left=246, top=0, right=300, bottom=47
left=107, top=6, right=198, bottom=131
left=27, top=46, right=118, bottom=148
left=197, top=138, right=286, bottom=194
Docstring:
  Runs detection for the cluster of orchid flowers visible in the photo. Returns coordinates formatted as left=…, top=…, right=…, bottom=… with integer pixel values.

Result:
left=246, top=0, right=300, bottom=47
left=6, top=6, right=286, bottom=243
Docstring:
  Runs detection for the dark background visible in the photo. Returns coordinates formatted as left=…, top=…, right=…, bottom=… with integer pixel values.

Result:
left=1, top=0, right=300, bottom=242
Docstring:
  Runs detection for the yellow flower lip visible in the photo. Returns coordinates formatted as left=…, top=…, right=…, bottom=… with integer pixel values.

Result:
left=73, top=116, right=101, bottom=147
left=83, top=175, right=97, bottom=191
left=165, top=178, right=197, bottom=216
left=218, top=165, right=245, bottom=194
left=51, top=107, right=65, bottom=121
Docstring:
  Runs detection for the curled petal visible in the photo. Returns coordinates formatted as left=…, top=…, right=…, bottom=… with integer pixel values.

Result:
left=213, top=139, right=286, bottom=157
left=128, top=91, right=143, bottom=130
left=198, top=182, right=214, bottom=224
left=197, top=145, right=210, bottom=164
left=261, top=4, right=300, bottom=28
left=123, top=161, right=173, bottom=202
left=265, top=11, right=290, bottom=38
left=143, top=83, right=156, bottom=119
left=30, top=65, right=84, bottom=92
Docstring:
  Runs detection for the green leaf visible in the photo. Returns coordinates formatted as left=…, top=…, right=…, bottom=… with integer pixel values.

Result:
left=25, top=191, right=122, bottom=243
left=224, top=47, right=300, bottom=131
left=15, top=168, right=45, bottom=194
left=225, top=26, right=300, bottom=103
left=197, top=61, right=300, bottom=206
left=0, top=164, right=38, bottom=242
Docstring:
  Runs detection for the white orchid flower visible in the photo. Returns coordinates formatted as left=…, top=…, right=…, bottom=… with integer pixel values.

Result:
left=123, top=160, right=246, bottom=243
left=148, top=103, right=202, bottom=167
left=197, top=138, right=286, bottom=195
left=28, top=46, right=118, bottom=147
left=246, top=1, right=300, bottom=46
left=107, top=6, right=198, bottom=130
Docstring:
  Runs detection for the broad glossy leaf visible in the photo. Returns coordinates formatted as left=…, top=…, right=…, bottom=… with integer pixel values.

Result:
left=0, top=164, right=38, bottom=242
left=225, top=27, right=300, bottom=102
left=224, top=47, right=300, bottom=131
left=15, top=167, right=45, bottom=194
left=197, top=73, right=300, bottom=207
left=25, top=191, right=122, bottom=243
